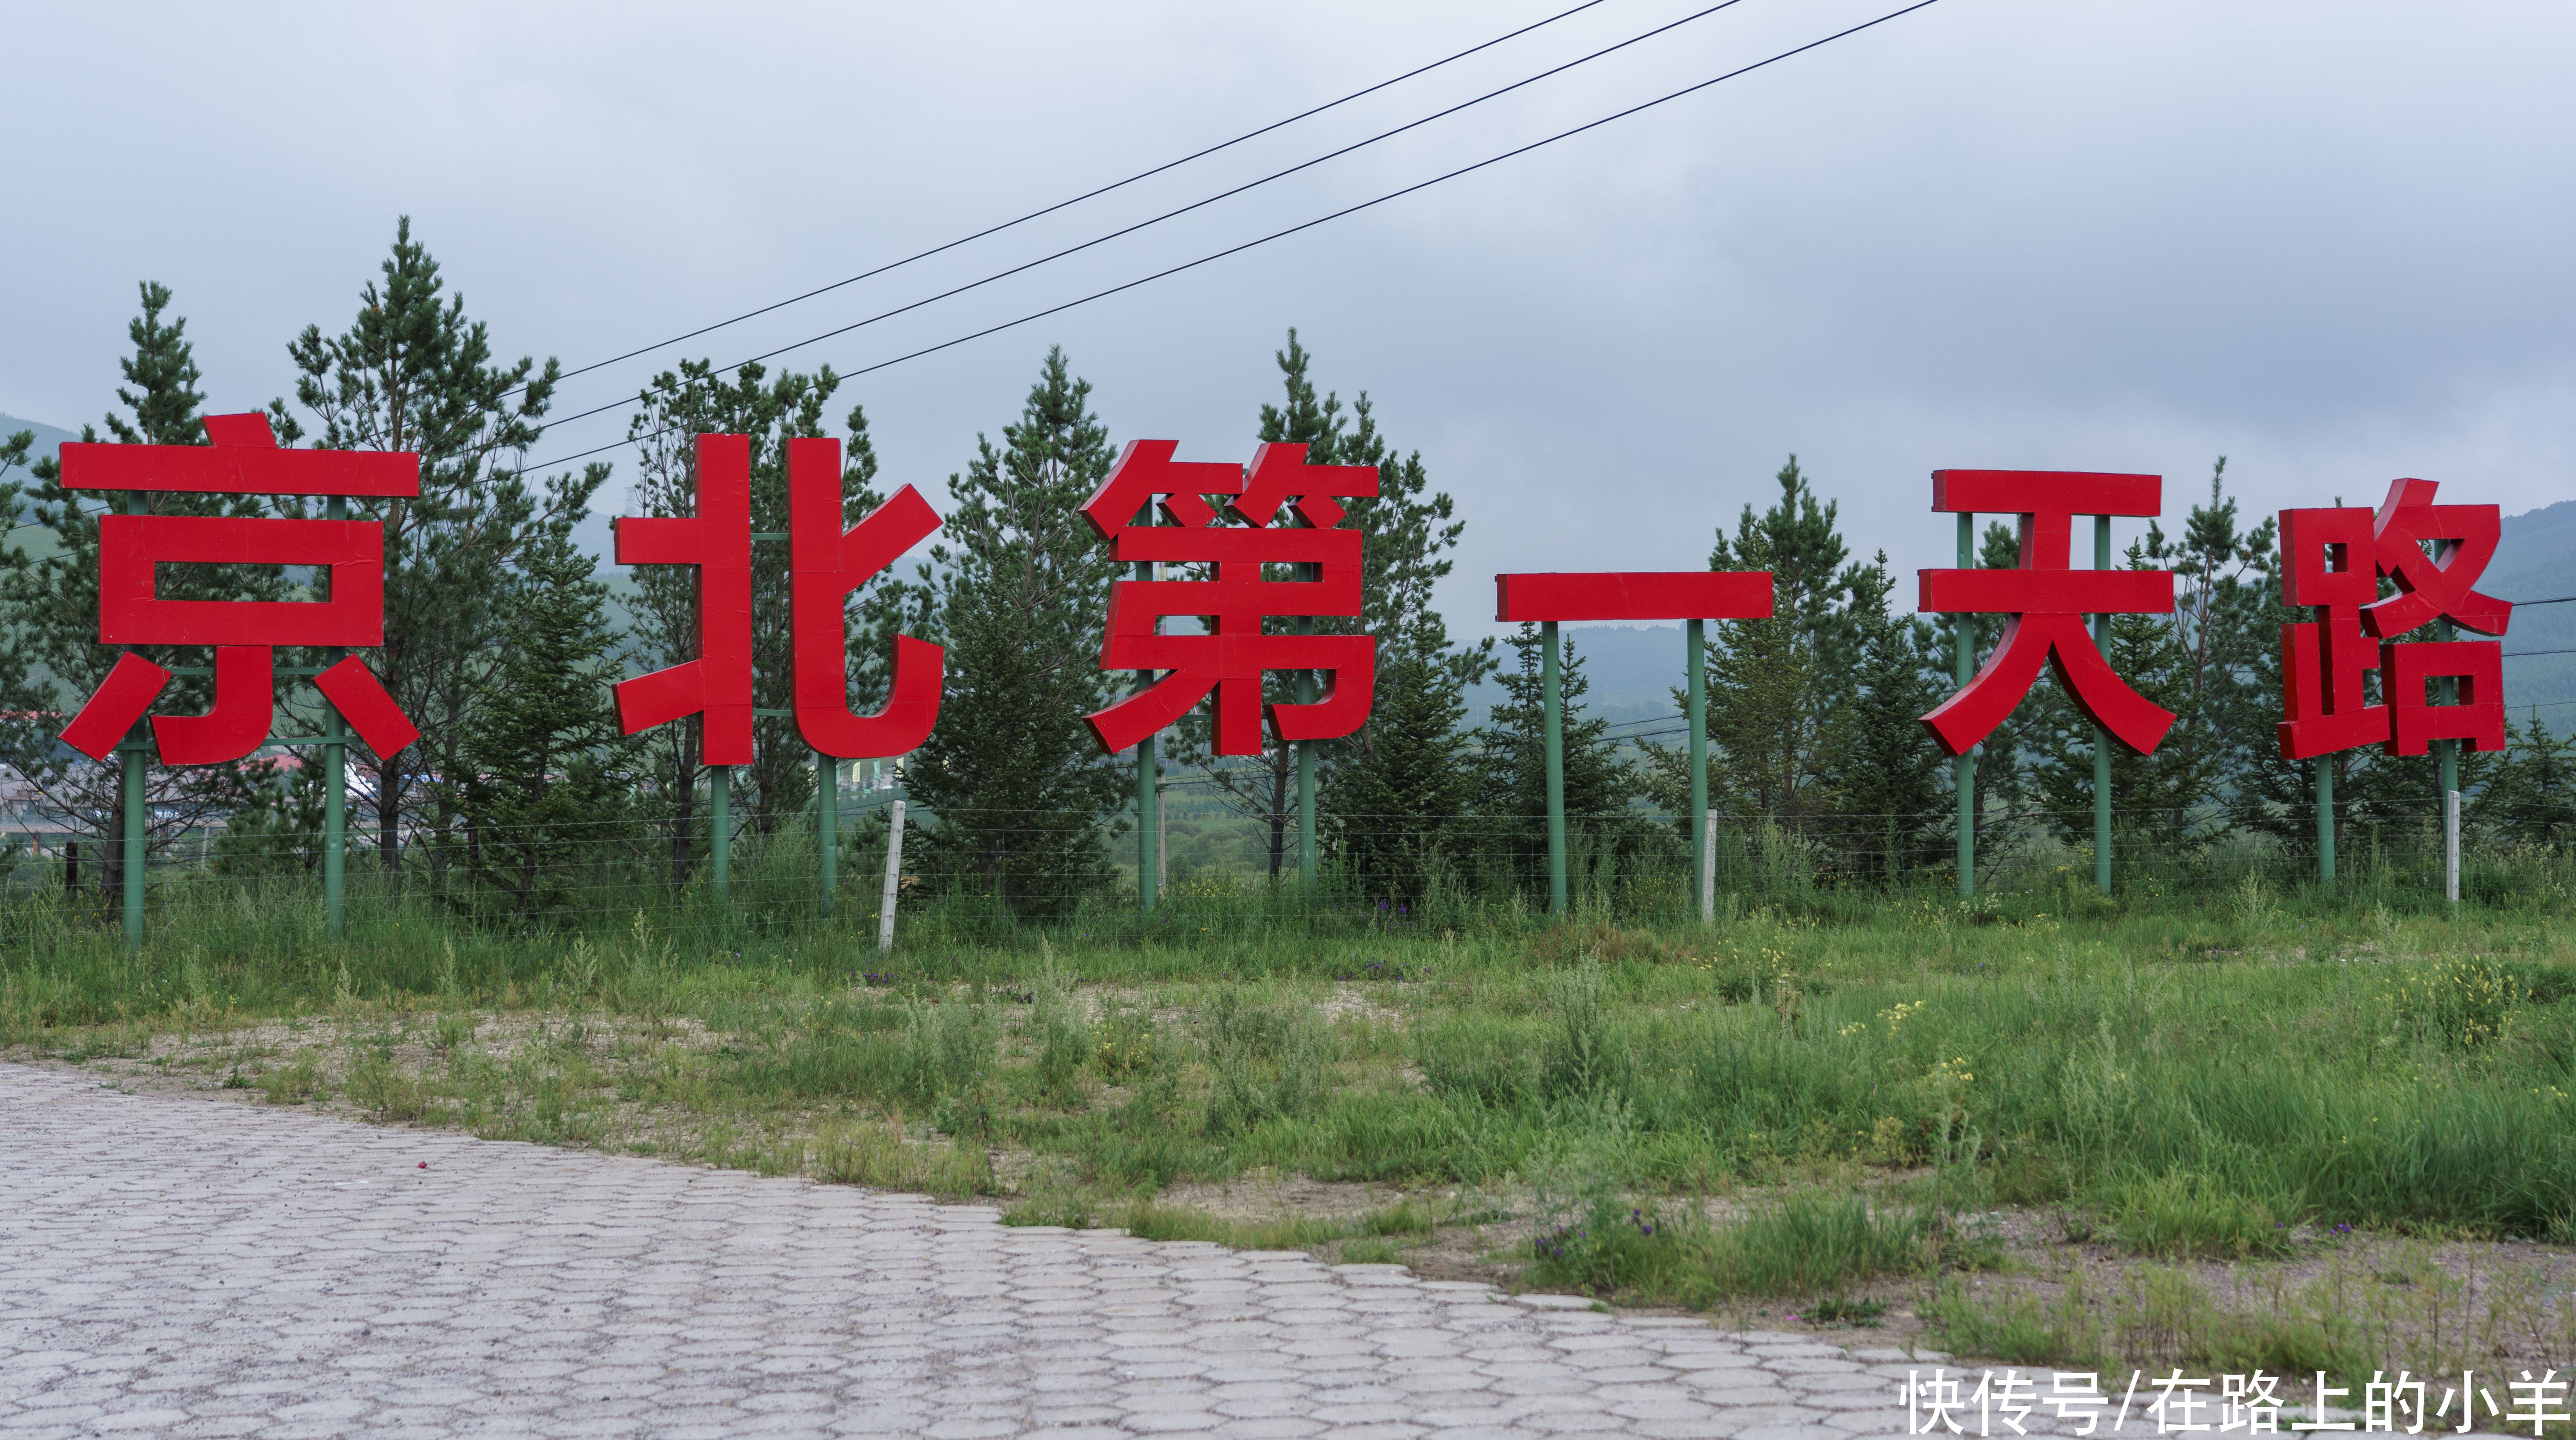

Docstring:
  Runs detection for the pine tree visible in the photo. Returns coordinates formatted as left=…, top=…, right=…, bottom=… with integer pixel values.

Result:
left=623, top=359, right=881, bottom=878
left=1471, top=625, right=1638, bottom=896
left=898, top=347, right=1125, bottom=917
left=1826, top=561, right=1948, bottom=881
left=455, top=522, right=636, bottom=919
left=2029, top=462, right=2276, bottom=868
left=1325, top=619, right=1475, bottom=904
left=2482, top=711, right=2576, bottom=849
left=5, top=283, right=281, bottom=897
left=1652, top=458, right=1874, bottom=835
left=275, top=219, right=588, bottom=877
left=1178, top=330, right=1488, bottom=878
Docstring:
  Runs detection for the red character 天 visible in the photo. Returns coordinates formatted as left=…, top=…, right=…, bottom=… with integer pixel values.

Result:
left=1916, top=469, right=2179, bottom=757
left=1080, top=441, right=1378, bottom=756
left=2277, top=477, right=2509, bottom=760
left=56, top=413, right=422, bottom=765
left=613, top=434, right=942, bottom=762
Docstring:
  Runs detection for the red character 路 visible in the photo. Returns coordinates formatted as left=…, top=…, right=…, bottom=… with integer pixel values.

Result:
left=2278, top=478, right=2509, bottom=760
left=614, top=435, right=943, bottom=762
left=1916, top=469, right=2178, bottom=757
left=56, top=413, right=422, bottom=765
left=1080, top=441, right=1378, bottom=756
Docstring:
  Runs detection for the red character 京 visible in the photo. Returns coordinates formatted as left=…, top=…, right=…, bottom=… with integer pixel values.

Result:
left=612, top=434, right=943, bottom=762
left=56, top=413, right=422, bottom=765
left=1080, top=441, right=1379, bottom=756
left=2278, top=478, right=2509, bottom=760
left=1916, top=470, right=2178, bottom=757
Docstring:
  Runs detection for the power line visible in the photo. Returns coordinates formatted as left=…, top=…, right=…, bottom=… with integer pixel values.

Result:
left=2504, top=648, right=2576, bottom=659
left=527, top=0, right=1948, bottom=471
left=523, top=1, right=1616, bottom=399
left=533, top=0, right=1764, bottom=437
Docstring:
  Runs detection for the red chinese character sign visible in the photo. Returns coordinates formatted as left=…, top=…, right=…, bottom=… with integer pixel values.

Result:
left=2278, top=478, right=2510, bottom=761
left=56, top=413, right=422, bottom=765
left=1079, top=440, right=1379, bottom=756
left=1916, top=470, right=2179, bottom=757
left=611, top=434, right=943, bottom=761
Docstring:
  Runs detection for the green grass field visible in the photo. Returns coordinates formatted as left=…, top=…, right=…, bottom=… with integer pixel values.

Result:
left=7, top=857, right=2576, bottom=1379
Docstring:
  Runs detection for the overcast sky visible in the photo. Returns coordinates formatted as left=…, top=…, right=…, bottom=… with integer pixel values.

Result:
left=9, top=0, right=2573, bottom=637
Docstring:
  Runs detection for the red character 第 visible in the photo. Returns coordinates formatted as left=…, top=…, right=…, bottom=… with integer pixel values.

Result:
left=614, top=434, right=943, bottom=763
left=1916, top=470, right=2179, bottom=757
left=1080, top=440, right=1379, bottom=756
left=55, top=412, right=422, bottom=766
left=2277, top=478, right=2509, bottom=760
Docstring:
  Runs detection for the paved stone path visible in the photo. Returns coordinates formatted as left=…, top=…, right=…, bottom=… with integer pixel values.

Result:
left=0, top=1060, right=2351, bottom=1439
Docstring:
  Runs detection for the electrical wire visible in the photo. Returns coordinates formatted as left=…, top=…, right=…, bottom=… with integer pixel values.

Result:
left=522, top=0, right=1617, bottom=398
left=533, top=0, right=1764, bottom=437
left=526, top=0, right=1947, bottom=470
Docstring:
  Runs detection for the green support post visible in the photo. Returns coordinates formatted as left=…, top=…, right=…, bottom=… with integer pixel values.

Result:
left=1685, top=618, right=1708, bottom=920
left=122, top=483, right=150, bottom=949
left=1138, top=736, right=1159, bottom=912
left=1954, top=513, right=1976, bottom=900
left=2316, top=757, right=2335, bottom=889
left=121, top=741, right=145, bottom=948
left=819, top=753, right=838, bottom=920
left=1542, top=619, right=1566, bottom=915
left=1135, top=538, right=1160, bottom=913
left=1296, top=647, right=1317, bottom=894
left=2437, top=619, right=2459, bottom=906
left=323, top=494, right=348, bottom=939
left=710, top=764, right=731, bottom=903
left=2092, top=514, right=2112, bottom=896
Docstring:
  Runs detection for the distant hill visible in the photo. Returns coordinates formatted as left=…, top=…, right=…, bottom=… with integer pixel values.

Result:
left=0, top=413, right=79, bottom=467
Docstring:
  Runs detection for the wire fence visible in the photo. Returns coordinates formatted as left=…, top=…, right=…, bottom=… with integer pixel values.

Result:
left=3, top=791, right=2569, bottom=960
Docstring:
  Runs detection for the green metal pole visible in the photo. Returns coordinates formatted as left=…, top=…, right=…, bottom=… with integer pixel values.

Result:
left=122, top=482, right=150, bottom=949
left=710, top=764, right=731, bottom=903
left=1955, top=513, right=1976, bottom=900
left=2316, top=757, right=2335, bottom=889
left=323, top=494, right=347, bottom=939
left=121, top=742, right=145, bottom=948
left=1296, top=634, right=1317, bottom=894
left=1138, top=736, right=1159, bottom=912
left=2093, top=514, right=2113, bottom=896
left=2436, top=618, right=2459, bottom=905
left=1686, top=617, right=1708, bottom=916
left=1542, top=619, right=1566, bottom=915
left=1135, top=538, right=1160, bottom=913
left=818, top=753, right=838, bottom=920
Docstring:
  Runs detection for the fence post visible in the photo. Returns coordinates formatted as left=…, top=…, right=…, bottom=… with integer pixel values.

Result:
left=1699, top=808, right=1717, bottom=924
left=2092, top=514, right=2113, bottom=896
left=2445, top=788, right=2461, bottom=905
left=1542, top=618, right=1566, bottom=915
left=1954, top=512, right=1976, bottom=900
left=2316, top=757, right=2335, bottom=889
left=877, top=797, right=906, bottom=953
left=819, top=752, right=838, bottom=920
left=1685, top=617, right=1708, bottom=918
